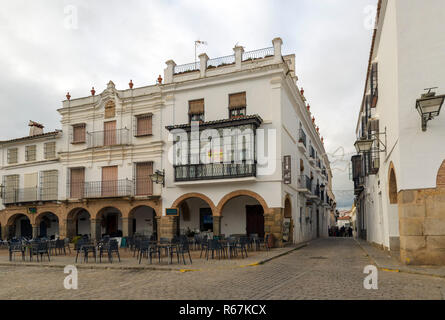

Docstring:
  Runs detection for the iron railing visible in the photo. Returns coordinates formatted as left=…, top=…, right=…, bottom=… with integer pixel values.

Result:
left=2, top=186, right=58, bottom=204
left=68, top=179, right=134, bottom=199
left=298, top=129, right=307, bottom=147
left=309, top=146, right=316, bottom=159
left=242, top=47, right=274, bottom=61
left=298, top=175, right=312, bottom=191
left=174, top=162, right=256, bottom=182
left=174, top=61, right=201, bottom=75
left=207, top=54, right=235, bottom=68
left=87, top=128, right=130, bottom=148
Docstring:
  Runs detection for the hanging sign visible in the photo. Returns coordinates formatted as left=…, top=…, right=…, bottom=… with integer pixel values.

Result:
left=283, top=155, right=292, bottom=184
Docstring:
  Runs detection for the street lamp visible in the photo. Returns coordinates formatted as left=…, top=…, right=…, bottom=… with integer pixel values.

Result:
left=416, top=87, right=445, bottom=131
left=150, top=170, right=165, bottom=187
left=354, top=138, right=374, bottom=153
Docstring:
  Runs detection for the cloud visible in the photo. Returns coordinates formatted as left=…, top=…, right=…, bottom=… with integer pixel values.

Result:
left=0, top=0, right=378, bottom=207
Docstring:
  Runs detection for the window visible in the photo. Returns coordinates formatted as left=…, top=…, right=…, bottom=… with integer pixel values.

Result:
left=3, top=175, right=19, bottom=203
left=103, top=121, right=116, bottom=146
left=135, top=114, right=152, bottom=137
left=70, top=167, right=85, bottom=199
left=135, top=162, right=153, bottom=196
left=25, top=145, right=36, bottom=162
left=229, top=92, right=246, bottom=118
left=41, top=170, right=58, bottom=201
left=44, top=142, right=56, bottom=159
left=7, top=148, right=18, bottom=164
left=189, top=99, right=204, bottom=123
left=72, top=124, right=86, bottom=144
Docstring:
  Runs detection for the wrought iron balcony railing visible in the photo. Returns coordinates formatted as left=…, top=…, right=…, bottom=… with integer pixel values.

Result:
left=297, top=175, right=312, bottom=191
left=174, top=162, right=256, bottom=182
left=298, top=129, right=307, bottom=147
left=309, top=146, right=316, bottom=159
left=68, top=179, right=153, bottom=199
left=2, top=187, right=58, bottom=204
left=87, top=128, right=130, bottom=148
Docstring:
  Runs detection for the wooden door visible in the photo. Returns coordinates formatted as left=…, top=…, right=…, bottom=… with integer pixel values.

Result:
left=24, top=173, right=38, bottom=201
left=102, top=166, right=118, bottom=197
left=104, top=121, right=116, bottom=146
left=136, top=162, right=153, bottom=195
left=246, top=205, right=264, bottom=238
left=70, top=168, right=85, bottom=199
left=106, top=214, right=118, bottom=235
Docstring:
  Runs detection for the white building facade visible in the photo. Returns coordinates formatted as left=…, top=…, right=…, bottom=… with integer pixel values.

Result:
left=352, top=0, right=445, bottom=264
left=0, top=37, right=336, bottom=246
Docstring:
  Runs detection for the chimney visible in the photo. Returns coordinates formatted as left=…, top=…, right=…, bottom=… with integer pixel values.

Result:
left=29, top=121, right=44, bottom=136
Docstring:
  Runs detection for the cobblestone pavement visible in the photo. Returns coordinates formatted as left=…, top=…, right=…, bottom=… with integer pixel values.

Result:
left=0, top=238, right=444, bottom=300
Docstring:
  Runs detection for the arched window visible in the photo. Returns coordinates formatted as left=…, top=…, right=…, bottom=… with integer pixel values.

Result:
left=388, top=164, right=398, bottom=204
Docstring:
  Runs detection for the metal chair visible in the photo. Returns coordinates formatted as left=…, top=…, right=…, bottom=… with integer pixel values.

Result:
left=8, top=242, right=25, bottom=261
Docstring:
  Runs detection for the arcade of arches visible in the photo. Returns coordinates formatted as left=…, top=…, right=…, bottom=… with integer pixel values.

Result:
left=397, top=160, right=445, bottom=265
left=0, top=192, right=287, bottom=247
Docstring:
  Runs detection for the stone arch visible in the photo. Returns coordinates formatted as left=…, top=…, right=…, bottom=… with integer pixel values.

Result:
left=436, top=160, right=445, bottom=189
left=216, top=190, right=270, bottom=214
left=6, top=213, right=32, bottom=239
left=388, top=162, right=398, bottom=204
left=284, top=195, right=292, bottom=219
left=171, top=193, right=217, bottom=215
left=35, top=211, right=59, bottom=225
left=7, top=213, right=32, bottom=226
left=34, top=212, right=59, bottom=238
left=128, top=205, right=158, bottom=238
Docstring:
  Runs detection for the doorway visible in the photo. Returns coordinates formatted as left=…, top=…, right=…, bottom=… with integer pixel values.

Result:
left=246, top=205, right=264, bottom=238
left=200, top=208, right=213, bottom=232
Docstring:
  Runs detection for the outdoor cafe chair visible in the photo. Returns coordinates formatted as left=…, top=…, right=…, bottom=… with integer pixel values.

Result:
left=205, top=239, right=223, bottom=260
left=8, top=242, right=25, bottom=261
left=138, top=240, right=155, bottom=264
left=30, top=241, right=50, bottom=262
left=236, top=237, right=249, bottom=258
left=100, top=239, right=120, bottom=263
left=63, top=238, right=71, bottom=254
left=170, top=237, right=192, bottom=265
left=55, top=239, right=67, bottom=255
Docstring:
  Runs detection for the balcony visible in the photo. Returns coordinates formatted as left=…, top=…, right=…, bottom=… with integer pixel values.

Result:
left=68, top=178, right=152, bottom=199
left=297, top=175, right=312, bottom=194
left=174, top=162, right=256, bottom=182
left=309, top=146, right=316, bottom=165
left=87, top=128, right=130, bottom=148
left=298, top=129, right=307, bottom=153
left=2, top=187, right=58, bottom=205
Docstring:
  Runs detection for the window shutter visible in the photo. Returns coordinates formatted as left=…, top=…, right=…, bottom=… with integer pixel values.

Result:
left=189, top=99, right=204, bottom=115
left=72, top=124, right=86, bottom=143
left=229, top=92, right=246, bottom=110
left=104, top=100, right=116, bottom=119
left=135, top=162, right=153, bottom=196
left=136, top=115, right=152, bottom=136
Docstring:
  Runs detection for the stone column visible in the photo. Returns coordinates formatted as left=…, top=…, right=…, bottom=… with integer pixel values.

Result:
left=199, top=53, right=209, bottom=78
left=32, top=224, right=39, bottom=239
left=66, top=218, right=76, bottom=240
left=155, top=216, right=162, bottom=240
left=213, top=216, right=222, bottom=236
left=233, top=45, right=244, bottom=70
left=1, top=225, right=9, bottom=240
left=272, top=37, right=283, bottom=63
left=159, top=216, right=177, bottom=240
left=164, top=60, right=176, bottom=84
left=90, top=219, right=101, bottom=241
left=122, top=218, right=131, bottom=238
left=264, top=208, right=284, bottom=248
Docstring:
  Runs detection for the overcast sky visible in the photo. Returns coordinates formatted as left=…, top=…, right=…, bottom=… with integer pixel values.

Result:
left=0, top=0, right=377, bottom=209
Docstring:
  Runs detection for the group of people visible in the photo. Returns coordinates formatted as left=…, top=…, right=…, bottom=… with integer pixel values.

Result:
left=329, top=226, right=353, bottom=238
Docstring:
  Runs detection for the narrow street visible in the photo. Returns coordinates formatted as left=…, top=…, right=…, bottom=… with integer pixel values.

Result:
left=0, top=238, right=444, bottom=300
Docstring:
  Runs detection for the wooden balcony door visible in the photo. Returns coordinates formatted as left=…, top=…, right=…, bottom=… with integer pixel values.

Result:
left=136, top=162, right=153, bottom=196
left=102, top=166, right=118, bottom=197
left=104, top=121, right=116, bottom=146
left=70, top=168, right=85, bottom=199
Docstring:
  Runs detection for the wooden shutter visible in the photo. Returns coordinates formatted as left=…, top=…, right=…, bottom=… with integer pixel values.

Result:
left=136, top=115, right=152, bottom=136
left=229, top=92, right=246, bottom=109
left=104, top=121, right=116, bottom=146
left=73, top=124, right=86, bottom=143
left=44, top=142, right=56, bottom=159
left=7, top=148, right=18, bottom=164
left=70, top=168, right=85, bottom=199
left=136, top=162, right=153, bottom=196
left=41, top=170, right=58, bottom=201
left=24, top=173, right=38, bottom=201
left=102, top=166, right=118, bottom=197
left=189, top=99, right=204, bottom=115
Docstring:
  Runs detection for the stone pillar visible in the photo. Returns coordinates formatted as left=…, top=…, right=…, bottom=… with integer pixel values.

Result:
left=1, top=225, right=9, bottom=240
left=32, top=224, right=39, bottom=239
left=58, top=220, right=67, bottom=239
left=155, top=216, right=162, bottom=240
left=66, top=218, right=76, bottom=240
left=122, top=218, right=131, bottom=238
left=272, top=37, right=283, bottom=63
left=159, top=216, right=177, bottom=240
left=264, top=208, right=284, bottom=248
left=90, top=219, right=101, bottom=241
left=213, top=216, right=222, bottom=236
left=164, top=60, right=176, bottom=84
left=233, top=45, right=244, bottom=70
left=199, top=53, right=209, bottom=78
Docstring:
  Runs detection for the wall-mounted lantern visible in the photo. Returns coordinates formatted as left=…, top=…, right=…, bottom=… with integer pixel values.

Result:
left=416, top=87, right=445, bottom=131
left=150, top=170, right=165, bottom=187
